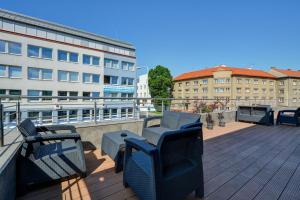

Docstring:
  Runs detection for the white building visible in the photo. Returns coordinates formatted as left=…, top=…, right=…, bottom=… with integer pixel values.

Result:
left=0, top=9, right=137, bottom=126
left=137, top=74, right=155, bottom=111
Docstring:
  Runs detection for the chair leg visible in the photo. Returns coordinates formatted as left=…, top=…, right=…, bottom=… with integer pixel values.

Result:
left=123, top=181, right=129, bottom=188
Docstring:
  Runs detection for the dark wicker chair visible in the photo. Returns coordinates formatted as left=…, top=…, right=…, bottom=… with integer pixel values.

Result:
left=276, top=108, right=300, bottom=126
left=123, top=126, right=204, bottom=200
left=17, top=119, right=86, bottom=194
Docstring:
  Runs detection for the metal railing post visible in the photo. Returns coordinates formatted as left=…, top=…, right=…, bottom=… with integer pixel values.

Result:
left=94, top=101, right=97, bottom=124
left=16, top=100, right=20, bottom=125
left=0, top=103, right=4, bottom=147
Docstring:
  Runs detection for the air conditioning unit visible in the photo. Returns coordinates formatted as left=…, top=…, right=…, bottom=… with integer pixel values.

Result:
left=54, top=104, right=63, bottom=110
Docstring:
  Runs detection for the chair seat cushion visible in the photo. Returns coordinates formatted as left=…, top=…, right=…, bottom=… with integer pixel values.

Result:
left=34, top=140, right=78, bottom=159
left=143, top=127, right=173, bottom=145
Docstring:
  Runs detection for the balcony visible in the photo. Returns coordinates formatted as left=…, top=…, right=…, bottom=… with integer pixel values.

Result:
left=15, top=122, right=300, bottom=200
left=0, top=96, right=300, bottom=200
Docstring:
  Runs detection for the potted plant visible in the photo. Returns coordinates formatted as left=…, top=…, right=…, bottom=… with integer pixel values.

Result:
left=206, top=113, right=214, bottom=130
left=218, top=112, right=226, bottom=127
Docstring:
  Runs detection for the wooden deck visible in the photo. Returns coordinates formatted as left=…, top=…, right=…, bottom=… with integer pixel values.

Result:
left=18, top=122, right=300, bottom=200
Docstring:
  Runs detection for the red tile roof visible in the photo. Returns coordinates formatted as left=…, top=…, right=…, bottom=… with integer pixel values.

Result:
left=174, top=65, right=275, bottom=81
left=272, top=68, right=300, bottom=78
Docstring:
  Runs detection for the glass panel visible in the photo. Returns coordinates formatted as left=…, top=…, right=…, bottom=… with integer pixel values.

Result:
left=83, top=92, right=91, bottom=101
left=58, top=71, right=68, bottom=81
left=58, top=50, right=67, bottom=61
left=0, top=89, right=6, bottom=100
left=69, top=91, right=78, bottom=101
left=9, top=90, right=21, bottom=100
left=8, top=42, right=21, bottom=54
left=0, top=65, right=6, bottom=77
left=128, top=63, right=134, bottom=71
left=42, top=111, right=52, bottom=123
left=41, top=69, right=52, bottom=80
left=104, top=58, right=111, bottom=68
left=121, top=108, right=126, bottom=118
left=9, top=66, right=22, bottom=78
left=104, top=76, right=110, bottom=84
left=83, top=55, right=91, bottom=64
left=111, top=76, right=118, bottom=84
left=92, top=57, right=100, bottom=65
left=42, top=90, right=52, bottom=101
left=70, top=72, right=79, bottom=82
left=103, top=109, right=110, bottom=119
left=28, top=112, right=39, bottom=122
left=112, top=60, right=119, bottom=68
left=69, top=110, right=77, bottom=121
left=69, top=52, right=78, bottom=62
left=83, top=73, right=91, bottom=83
left=82, top=110, right=90, bottom=119
left=41, top=48, right=52, bottom=59
left=128, top=78, right=134, bottom=85
left=0, top=40, right=6, bottom=53
left=121, top=62, right=128, bottom=70
left=28, top=90, right=40, bottom=101
left=28, top=67, right=39, bottom=79
left=27, top=45, right=39, bottom=57
left=58, top=91, right=68, bottom=101
left=58, top=111, right=67, bottom=120
left=92, top=74, right=99, bottom=83
left=121, top=77, right=127, bottom=85
left=92, top=92, right=100, bottom=98
left=111, top=109, right=118, bottom=118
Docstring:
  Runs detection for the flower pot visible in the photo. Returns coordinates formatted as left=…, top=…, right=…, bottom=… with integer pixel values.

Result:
left=207, top=123, right=213, bottom=130
left=219, top=121, right=226, bottom=127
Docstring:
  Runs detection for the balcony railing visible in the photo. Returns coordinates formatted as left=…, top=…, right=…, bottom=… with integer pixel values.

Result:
left=0, top=95, right=299, bottom=147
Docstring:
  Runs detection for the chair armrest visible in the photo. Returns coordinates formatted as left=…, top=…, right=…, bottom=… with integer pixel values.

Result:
left=180, top=122, right=202, bottom=129
left=36, top=125, right=77, bottom=133
left=278, top=110, right=297, bottom=114
left=143, top=116, right=162, bottom=128
left=25, top=133, right=81, bottom=143
left=125, top=138, right=157, bottom=155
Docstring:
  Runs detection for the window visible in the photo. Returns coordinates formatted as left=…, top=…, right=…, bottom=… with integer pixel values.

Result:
left=9, top=90, right=21, bottom=100
left=279, top=89, right=284, bottom=94
left=83, top=54, right=100, bottom=66
left=253, top=88, right=259, bottom=94
left=215, top=78, right=225, bottom=84
left=69, top=110, right=78, bottom=121
left=254, top=80, right=259, bottom=84
left=270, top=81, right=274, bottom=86
left=58, top=71, right=68, bottom=81
left=245, top=88, right=250, bottom=93
left=83, top=92, right=91, bottom=101
left=83, top=73, right=100, bottom=84
left=111, top=109, right=118, bottom=118
left=262, top=80, right=266, bottom=85
left=69, top=72, right=79, bottom=82
left=262, top=89, right=266, bottom=94
left=237, top=79, right=242, bottom=84
left=194, top=88, right=198, bottom=93
left=27, top=45, right=52, bottom=59
left=28, top=112, right=39, bottom=121
left=28, top=90, right=52, bottom=101
left=0, top=40, right=21, bottom=55
left=58, top=91, right=68, bottom=101
left=214, top=88, right=225, bottom=93
left=186, top=82, right=190, bottom=86
left=121, top=61, right=134, bottom=71
left=58, top=111, right=67, bottom=121
left=202, top=88, right=208, bottom=93
left=194, top=81, right=198, bottom=85
left=293, top=80, right=297, bottom=86
left=58, top=70, right=78, bottom=82
left=92, top=92, right=100, bottom=98
left=278, top=97, right=284, bottom=103
left=104, top=58, right=119, bottom=68
left=69, top=91, right=78, bottom=101
left=28, top=67, right=52, bottom=80
left=245, top=79, right=250, bottom=84
left=104, top=75, right=118, bottom=85
left=279, top=81, right=284, bottom=86
left=202, top=80, right=208, bottom=84
left=237, top=88, right=242, bottom=93
left=292, top=98, right=297, bottom=103
left=58, top=50, right=78, bottom=62
left=121, top=77, right=134, bottom=85
left=8, top=66, right=22, bottom=78
left=82, top=110, right=91, bottom=120
left=42, top=111, right=52, bottom=123
left=0, top=65, right=6, bottom=77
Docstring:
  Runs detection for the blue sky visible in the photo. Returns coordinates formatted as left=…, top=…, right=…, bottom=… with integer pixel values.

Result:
left=1, top=0, right=299, bottom=76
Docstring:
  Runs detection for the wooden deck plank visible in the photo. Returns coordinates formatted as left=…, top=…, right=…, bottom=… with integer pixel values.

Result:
left=205, top=127, right=299, bottom=200
left=17, top=122, right=300, bottom=200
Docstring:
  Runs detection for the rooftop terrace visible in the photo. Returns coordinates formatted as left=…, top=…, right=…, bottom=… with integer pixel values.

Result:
left=18, top=122, right=300, bottom=200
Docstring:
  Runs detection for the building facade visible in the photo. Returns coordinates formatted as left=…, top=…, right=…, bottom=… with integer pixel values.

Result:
left=0, top=9, right=137, bottom=125
left=137, top=74, right=155, bottom=111
left=172, top=65, right=300, bottom=111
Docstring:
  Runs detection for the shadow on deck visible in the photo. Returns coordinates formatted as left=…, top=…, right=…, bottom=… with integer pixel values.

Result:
left=18, top=122, right=300, bottom=200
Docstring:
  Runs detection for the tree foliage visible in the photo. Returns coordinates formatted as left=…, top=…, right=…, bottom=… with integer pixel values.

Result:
left=148, top=65, right=173, bottom=100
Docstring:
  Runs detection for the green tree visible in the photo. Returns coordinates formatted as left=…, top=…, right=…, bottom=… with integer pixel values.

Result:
left=148, top=65, right=173, bottom=110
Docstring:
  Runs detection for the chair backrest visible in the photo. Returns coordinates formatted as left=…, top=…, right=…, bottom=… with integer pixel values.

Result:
left=17, top=118, right=37, bottom=137
left=161, top=111, right=200, bottom=130
left=296, top=108, right=300, bottom=116
left=238, top=106, right=251, bottom=115
left=157, top=126, right=203, bottom=175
